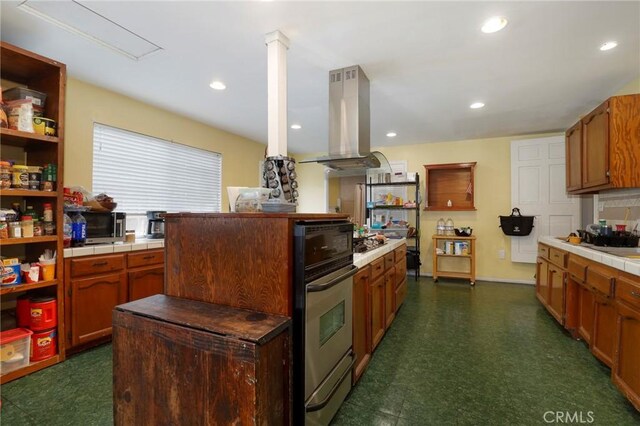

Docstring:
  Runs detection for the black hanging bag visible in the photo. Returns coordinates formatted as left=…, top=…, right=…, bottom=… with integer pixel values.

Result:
left=499, top=208, right=535, bottom=236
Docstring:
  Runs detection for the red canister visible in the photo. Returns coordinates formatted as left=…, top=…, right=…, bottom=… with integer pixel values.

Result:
left=29, top=296, right=57, bottom=331
left=30, top=327, right=57, bottom=362
left=16, top=295, right=31, bottom=328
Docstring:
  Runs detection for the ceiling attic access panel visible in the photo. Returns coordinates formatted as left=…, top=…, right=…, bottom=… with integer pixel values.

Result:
left=423, top=162, right=476, bottom=211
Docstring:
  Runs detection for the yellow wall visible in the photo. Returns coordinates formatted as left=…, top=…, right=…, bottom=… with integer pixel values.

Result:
left=65, top=78, right=266, bottom=211
left=298, top=133, right=561, bottom=283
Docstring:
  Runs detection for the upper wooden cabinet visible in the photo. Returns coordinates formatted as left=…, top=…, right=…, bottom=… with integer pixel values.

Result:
left=424, top=162, right=476, bottom=211
left=565, top=94, right=640, bottom=194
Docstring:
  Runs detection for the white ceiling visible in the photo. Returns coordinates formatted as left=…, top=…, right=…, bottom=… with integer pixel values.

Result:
left=1, top=1, right=639, bottom=154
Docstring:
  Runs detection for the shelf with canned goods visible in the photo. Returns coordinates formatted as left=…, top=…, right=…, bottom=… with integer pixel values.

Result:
left=432, top=234, right=476, bottom=286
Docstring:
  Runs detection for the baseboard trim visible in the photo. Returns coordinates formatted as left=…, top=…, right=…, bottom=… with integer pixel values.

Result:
left=414, top=272, right=535, bottom=286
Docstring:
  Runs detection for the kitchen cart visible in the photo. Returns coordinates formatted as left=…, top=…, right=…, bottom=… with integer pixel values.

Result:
left=366, top=174, right=421, bottom=279
left=432, top=234, right=476, bottom=285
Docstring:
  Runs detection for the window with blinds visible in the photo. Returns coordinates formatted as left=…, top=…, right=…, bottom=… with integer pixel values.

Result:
left=92, top=123, right=222, bottom=218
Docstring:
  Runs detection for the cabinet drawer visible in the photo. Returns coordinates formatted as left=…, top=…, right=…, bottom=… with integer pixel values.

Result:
left=394, top=245, right=407, bottom=264
left=568, top=255, right=588, bottom=282
left=616, top=274, right=640, bottom=310
left=128, top=249, right=165, bottom=268
left=586, top=264, right=615, bottom=297
left=549, top=248, right=567, bottom=268
left=384, top=252, right=395, bottom=270
left=370, top=258, right=385, bottom=280
left=538, top=244, right=550, bottom=259
left=70, top=254, right=125, bottom=278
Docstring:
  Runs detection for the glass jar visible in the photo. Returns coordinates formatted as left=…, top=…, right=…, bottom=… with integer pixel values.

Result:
left=11, top=165, right=29, bottom=189
left=33, top=220, right=44, bottom=236
left=21, top=215, right=34, bottom=238
left=9, top=221, right=22, bottom=238
left=0, top=161, right=11, bottom=189
left=44, top=221, right=55, bottom=236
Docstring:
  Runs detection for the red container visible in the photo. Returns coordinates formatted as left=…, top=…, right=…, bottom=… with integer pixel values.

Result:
left=16, top=295, right=31, bottom=328
left=29, top=296, right=57, bottom=331
left=30, top=327, right=57, bottom=362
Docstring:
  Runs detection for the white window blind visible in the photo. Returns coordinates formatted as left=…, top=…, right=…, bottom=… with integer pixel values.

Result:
left=92, top=123, right=222, bottom=214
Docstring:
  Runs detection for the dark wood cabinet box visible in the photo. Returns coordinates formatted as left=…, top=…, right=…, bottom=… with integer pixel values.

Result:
left=113, top=295, right=291, bottom=425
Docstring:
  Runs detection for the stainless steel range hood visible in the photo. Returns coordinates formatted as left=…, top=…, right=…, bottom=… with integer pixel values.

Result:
left=301, top=65, right=382, bottom=170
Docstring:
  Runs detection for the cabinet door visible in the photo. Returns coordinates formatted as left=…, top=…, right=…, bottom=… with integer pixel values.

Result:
left=536, top=258, right=550, bottom=306
left=370, top=274, right=385, bottom=351
left=547, top=266, right=565, bottom=324
left=384, top=267, right=395, bottom=329
left=352, top=267, right=371, bottom=384
left=577, top=283, right=595, bottom=344
left=582, top=101, right=610, bottom=189
left=591, top=294, right=616, bottom=367
left=70, top=272, right=126, bottom=347
left=128, top=266, right=164, bottom=302
left=612, top=303, right=640, bottom=411
left=395, top=278, right=407, bottom=312
left=565, top=121, right=583, bottom=192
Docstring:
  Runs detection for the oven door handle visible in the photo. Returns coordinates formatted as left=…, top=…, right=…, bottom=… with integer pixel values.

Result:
left=305, top=350, right=355, bottom=413
left=307, top=265, right=358, bottom=293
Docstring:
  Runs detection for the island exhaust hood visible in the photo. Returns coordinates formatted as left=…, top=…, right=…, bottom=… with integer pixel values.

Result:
left=301, top=65, right=381, bottom=170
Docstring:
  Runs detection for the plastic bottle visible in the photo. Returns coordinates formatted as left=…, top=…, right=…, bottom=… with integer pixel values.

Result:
left=43, top=203, right=53, bottom=222
left=11, top=202, right=22, bottom=221
left=71, top=211, right=86, bottom=247
left=63, top=213, right=72, bottom=248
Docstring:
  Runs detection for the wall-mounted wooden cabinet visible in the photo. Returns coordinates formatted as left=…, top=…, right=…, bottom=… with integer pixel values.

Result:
left=565, top=94, right=640, bottom=194
left=423, top=162, right=476, bottom=211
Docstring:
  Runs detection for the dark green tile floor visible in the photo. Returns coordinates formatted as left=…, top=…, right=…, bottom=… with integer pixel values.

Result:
left=2, top=278, right=639, bottom=425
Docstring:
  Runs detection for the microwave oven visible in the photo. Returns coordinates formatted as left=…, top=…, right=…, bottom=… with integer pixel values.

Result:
left=84, top=211, right=126, bottom=244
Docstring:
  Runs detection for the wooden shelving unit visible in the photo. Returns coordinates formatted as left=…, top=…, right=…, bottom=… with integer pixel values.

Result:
left=1, top=41, right=66, bottom=384
left=432, top=234, right=476, bottom=285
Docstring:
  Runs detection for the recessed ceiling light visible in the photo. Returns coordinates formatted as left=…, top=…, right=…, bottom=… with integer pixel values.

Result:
left=600, top=41, right=618, bottom=51
left=386, top=132, right=397, bottom=138
left=209, top=81, right=226, bottom=90
left=291, top=124, right=302, bottom=130
left=481, top=16, right=508, bottom=33
left=470, top=102, right=485, bottom=109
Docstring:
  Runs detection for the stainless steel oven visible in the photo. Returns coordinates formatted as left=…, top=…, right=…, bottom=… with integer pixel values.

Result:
left=293, top=220, right=355, bottom=425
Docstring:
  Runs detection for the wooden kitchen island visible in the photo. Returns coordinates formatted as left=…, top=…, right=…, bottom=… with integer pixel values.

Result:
left=113, top=213, right=348, bottom=425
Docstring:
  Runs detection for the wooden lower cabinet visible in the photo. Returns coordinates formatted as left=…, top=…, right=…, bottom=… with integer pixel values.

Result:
left=591, top=294, right=616, bottom=367
left=612, top=274, right=640, bottom=411
left=395, top=279, right=407, bottom=312
left=65, top=248, right=165, bottom=352
left=577, top=282, right=595, bottom=344
left=536, top=257, right=550, bottom=305
left=128, top=266, right=164, bottom=302
left=352, top=266, right=371, bottom=384
left=370, top=274, right=385, bottom=351
left=69, top=272, right=127, bottom=347
left=548, top=266, right=566, bottom=324
left=384, top=267, right=396, bottom=329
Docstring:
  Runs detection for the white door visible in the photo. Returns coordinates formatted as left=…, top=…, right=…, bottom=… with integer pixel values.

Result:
left=510, top=136, right=581, bottom=263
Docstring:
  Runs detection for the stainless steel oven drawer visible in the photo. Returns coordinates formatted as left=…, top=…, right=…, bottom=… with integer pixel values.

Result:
left=305, top=350, right=354, bottom=426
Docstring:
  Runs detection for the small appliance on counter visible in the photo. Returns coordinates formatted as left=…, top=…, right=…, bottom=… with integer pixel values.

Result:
left=83, top=211, right=126, bottom=244
left=146, top=211, right=166, bottom=239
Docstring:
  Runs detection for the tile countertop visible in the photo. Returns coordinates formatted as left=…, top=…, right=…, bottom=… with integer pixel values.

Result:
left=63, top=239, right=165, bottom=258
left=353, top=238, right=406, bottom=269
left=538, top=236, right=640, bottom=277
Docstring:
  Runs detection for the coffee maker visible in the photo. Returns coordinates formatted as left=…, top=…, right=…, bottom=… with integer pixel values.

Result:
left=146, top=211, right=166, bottom=239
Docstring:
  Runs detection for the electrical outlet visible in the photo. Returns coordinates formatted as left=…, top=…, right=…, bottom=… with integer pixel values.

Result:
left=498, top=249, right=505, bottom=259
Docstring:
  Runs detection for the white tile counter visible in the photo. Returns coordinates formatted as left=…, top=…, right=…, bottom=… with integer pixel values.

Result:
left=353, top=238, right=406, bottom=269
left=63, top=239, right=165, bottom=258
left=539, top=236, right=640, bottom=276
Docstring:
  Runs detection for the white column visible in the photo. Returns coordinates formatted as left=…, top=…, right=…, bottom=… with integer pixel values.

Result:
left=265, top=30, right=290, bottom=157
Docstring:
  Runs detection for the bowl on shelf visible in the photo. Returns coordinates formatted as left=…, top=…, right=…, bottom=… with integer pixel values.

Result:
left=454, top=227, right=473, bottom=236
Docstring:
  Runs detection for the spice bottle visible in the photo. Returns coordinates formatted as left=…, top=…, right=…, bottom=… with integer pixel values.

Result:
left=43, top=203, right=53, bottom=222
left=21, top=215, right=34, bottom=238
left=9, top=221, right=22, bottom=238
